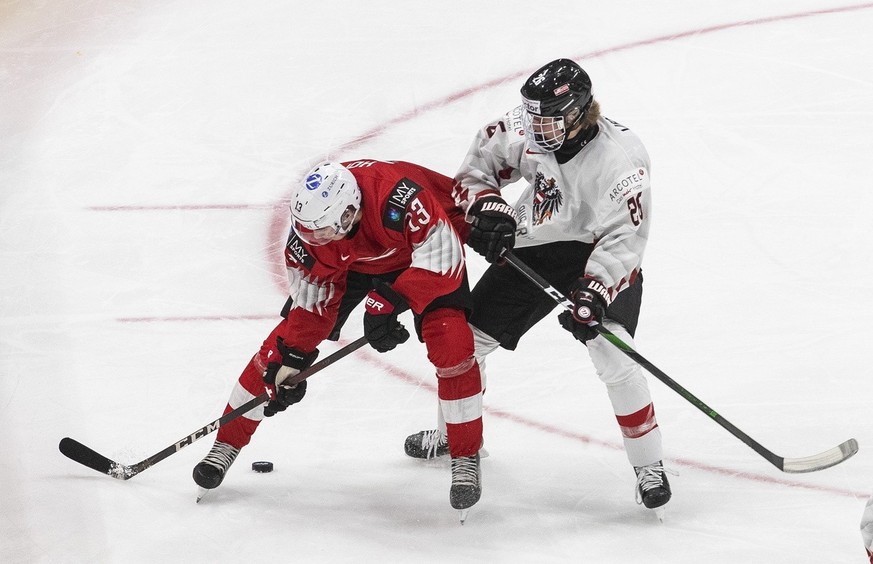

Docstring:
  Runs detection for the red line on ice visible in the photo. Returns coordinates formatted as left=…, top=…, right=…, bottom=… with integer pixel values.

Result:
left=88, top=204, right=275, bottom=211
left=116, top=314, right=274, bottom=323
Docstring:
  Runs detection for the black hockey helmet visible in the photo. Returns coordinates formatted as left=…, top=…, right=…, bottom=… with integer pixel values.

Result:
left=520, top=59, right=593, bottom=151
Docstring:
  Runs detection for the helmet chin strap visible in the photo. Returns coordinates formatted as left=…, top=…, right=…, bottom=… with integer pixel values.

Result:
left=342, top=208, right=364, bottom=238
left=565, top=97, right=593, bottom=131
left=565, top=121, right=585, bottom=141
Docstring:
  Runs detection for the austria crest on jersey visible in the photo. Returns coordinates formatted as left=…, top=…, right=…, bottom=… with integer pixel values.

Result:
left=290, top=162, right=362, bottom=246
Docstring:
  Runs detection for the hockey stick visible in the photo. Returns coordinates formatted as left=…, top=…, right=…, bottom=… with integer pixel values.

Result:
left=59, top=335, right=370, bottom=480
left=500, top=251, right=858, bottom=473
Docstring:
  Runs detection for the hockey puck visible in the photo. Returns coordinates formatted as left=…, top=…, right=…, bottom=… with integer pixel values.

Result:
left=252, top=461, right=274, bottom=473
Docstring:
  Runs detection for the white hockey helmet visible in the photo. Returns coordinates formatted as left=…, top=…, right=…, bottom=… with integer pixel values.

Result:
left=290, top=161, right=362, bottom=246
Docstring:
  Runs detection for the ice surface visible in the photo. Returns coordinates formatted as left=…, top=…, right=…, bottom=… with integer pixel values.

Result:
left=2, top=1, right=872, bottom=562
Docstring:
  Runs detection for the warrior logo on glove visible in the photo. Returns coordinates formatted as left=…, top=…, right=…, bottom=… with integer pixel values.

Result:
left=478, top=199, right=517, bottom=218
left=467, top=195, right=518, bottom=263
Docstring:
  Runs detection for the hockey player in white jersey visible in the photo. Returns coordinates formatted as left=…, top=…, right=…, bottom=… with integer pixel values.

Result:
left=404, top=58, right=671, bottom=512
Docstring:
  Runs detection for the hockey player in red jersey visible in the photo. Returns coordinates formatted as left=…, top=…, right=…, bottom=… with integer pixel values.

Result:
left=193, top=159, right=483, bottom=513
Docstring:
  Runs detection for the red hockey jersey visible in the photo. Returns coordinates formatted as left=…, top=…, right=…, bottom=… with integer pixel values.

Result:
left=280, top=159, right=470, bottom=352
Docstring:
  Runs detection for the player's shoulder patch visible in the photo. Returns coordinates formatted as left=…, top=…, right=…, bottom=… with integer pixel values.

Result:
left=607, top=167, right=649, bottom=208
left=284, top=229, right=315, bottom=270
left=504, top=105, right=526, bottom=135
left=382, top=177, right=423, bottom=232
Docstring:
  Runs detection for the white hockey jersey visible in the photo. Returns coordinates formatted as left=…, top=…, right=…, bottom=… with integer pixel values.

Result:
left=454, top=106, right=651, bottom=300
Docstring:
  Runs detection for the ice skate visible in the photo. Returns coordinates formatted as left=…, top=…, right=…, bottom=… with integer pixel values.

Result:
left=405, top=429, right=489, bottom=460
left=404, top=429, right=449, bottom=459
left=193, top=441, right=240, bottom=501
left=634, top=460, right=672, bottom=520
left=450, top=453, right=481, bottom=523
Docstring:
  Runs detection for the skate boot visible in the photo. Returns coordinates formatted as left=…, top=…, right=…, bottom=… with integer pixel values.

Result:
left=193, top=441, right=240, bottom=490
left=634, top=460, right=672, bottom=510
left=404, top=429, right=448, bottom=459
left=450, top=453, right=481, bottom=522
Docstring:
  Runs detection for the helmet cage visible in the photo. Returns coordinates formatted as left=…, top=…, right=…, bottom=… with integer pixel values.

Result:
left=522, top=109, right=568, bottom=152
left=522, top=97, right=591, bottom=152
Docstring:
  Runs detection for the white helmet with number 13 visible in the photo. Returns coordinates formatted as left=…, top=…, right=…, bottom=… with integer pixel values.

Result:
left=291, top=161, right=362, bottom=246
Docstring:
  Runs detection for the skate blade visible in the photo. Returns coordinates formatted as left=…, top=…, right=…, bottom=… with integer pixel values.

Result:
left=459, top=508, right=470, bottom=525
left=196, top=487, right=210, bottom=503
left=653, top=507, right=665, bottom=523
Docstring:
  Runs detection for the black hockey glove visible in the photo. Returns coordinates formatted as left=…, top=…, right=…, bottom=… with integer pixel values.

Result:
left=558, top=277, right=610, bottom=344
left=262, top=337, right=319, bottom=417
left=467, top=196, right=518, bottom=263
left=363, top=281, right=410, bottom=353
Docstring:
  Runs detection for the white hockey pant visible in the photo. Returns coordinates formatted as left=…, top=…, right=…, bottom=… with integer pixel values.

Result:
left=586, top=319, right=663, bottom=467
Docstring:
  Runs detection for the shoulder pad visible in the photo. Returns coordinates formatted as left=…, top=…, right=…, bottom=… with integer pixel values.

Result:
left=382, top=178, right=423, bottom=232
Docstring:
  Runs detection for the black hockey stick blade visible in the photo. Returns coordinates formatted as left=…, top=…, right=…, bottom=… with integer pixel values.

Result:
left=59, top=437, right=135, bottom=480
left=59, top=335, right=370, bottom=479
left=500, top=251, right=859, bottom=473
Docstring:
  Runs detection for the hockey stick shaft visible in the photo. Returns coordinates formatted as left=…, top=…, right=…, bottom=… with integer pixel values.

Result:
left=59, top=335, right=370, bottom=479
left=500, top=251, right=858, bottom=473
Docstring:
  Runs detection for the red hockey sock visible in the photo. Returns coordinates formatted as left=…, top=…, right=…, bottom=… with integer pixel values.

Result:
left=421, top=308, right=483, bottom=458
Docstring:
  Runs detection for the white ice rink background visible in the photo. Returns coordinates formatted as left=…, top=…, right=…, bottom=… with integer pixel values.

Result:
left=2, top=1, right=873, bottom=562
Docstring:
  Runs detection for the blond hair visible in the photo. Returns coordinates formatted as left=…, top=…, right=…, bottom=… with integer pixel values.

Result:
left=580, top=99, right=600, bottom=129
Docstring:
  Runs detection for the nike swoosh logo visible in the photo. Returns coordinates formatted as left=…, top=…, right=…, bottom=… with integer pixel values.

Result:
left=525, top=149, right=545, bottom=155
left=340, top=254, right=350, bottom=261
